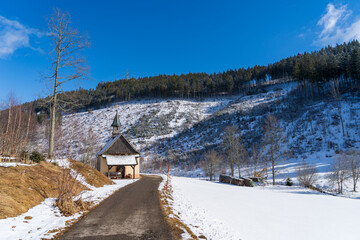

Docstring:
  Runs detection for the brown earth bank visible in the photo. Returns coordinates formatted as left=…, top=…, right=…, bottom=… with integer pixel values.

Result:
left=69, top=159, right=113, bottom=187
left=0, top=160, right=111, bottom=219
left=60, top=175, right=173, bottom=240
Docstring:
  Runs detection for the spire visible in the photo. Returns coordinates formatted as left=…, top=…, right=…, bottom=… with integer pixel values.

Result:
left=111, top=106, right=121, bottom=137
left=111, top=111, right=121, bottom=127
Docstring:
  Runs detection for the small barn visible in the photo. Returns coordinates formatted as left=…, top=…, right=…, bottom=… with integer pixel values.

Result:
left=96, top=112, right=141, bottom=179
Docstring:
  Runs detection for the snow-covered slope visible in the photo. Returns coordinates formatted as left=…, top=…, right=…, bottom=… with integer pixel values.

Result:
left=62, top=97, right=231, bottom=149
left=34, top=81, right=360, bottom=194
left=45, top=82, right=297, bottom=157
left=168, top=176, right=360, bottom=240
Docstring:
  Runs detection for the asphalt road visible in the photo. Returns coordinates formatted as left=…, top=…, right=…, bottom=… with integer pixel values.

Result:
left=60, top=175, right=173, bottom=240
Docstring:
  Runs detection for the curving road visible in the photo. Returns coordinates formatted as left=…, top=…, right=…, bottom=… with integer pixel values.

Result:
left=60, top=175, right=173, bottom=240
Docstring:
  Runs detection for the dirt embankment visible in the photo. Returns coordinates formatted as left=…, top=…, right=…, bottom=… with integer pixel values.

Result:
left=69, top=160, right=113, bottom=187
left=0, top=160, right=112, bottom=219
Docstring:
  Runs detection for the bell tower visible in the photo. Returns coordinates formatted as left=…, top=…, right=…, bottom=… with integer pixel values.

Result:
left=111, top=107, right=121, bottom=137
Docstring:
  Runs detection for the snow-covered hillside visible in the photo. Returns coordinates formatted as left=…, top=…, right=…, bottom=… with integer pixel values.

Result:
left=62, top=97, right=231, bottom=149
left=52, top=81, right=360, bottom=161
left=47, top=82, right=297, bottom=157
left=166, top=176, right=360, bottom=240
left=34, top=81, right=360, bottom=194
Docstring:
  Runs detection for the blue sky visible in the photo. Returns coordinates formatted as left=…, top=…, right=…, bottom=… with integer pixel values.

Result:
left=1, top=0, right=360, bottom=102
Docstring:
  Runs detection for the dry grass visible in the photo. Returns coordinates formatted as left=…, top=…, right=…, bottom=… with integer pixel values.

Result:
left=75, top=198, right=92, bottom=211
left=69, top=160, right=113, bottom=187
left=56, top=194, right=79, bottom=216
left=159, top=178, right=200, bottom=240
left=0, top=162, right=87, bottom=219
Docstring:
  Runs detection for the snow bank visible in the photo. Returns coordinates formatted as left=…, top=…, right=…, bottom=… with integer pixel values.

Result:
left=0, top=198, right=82, bottom=240
left=0, top=162, right=35, bottom=167
left=0, top=173, right=137, bottom=240
left=170, top=176, right=360, bottom=240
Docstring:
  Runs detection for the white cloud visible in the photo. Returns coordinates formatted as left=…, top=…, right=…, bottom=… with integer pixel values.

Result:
left=315, top=3, right=360, bottom=46
left=0, top=16, right=42, bottom=59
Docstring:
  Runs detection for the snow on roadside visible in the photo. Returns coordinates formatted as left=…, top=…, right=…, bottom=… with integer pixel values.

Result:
left=169, top=176, right=360, bottom=240
left=0, top=179, right=136, bottom=240
left=161, top=175, right=242, bottom=240
left=0, top=159, right=137, bottom=240
left=0, top=198, right=82, bottom=240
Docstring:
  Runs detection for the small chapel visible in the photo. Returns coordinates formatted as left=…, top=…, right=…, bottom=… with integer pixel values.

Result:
left=96, top=111, right=140, bottom=179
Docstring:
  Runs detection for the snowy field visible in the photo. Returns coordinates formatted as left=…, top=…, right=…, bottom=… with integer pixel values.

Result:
left=168, top=176, right=360, bottom=240
left=0, top=161, right=137, bottom=240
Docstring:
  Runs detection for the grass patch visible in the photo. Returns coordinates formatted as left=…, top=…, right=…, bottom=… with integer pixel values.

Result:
left=159, top=177, right=200, bottom=240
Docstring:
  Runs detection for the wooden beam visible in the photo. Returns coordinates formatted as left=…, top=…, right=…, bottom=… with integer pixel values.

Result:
left=131, top=165, right=135, bottom=179
left=108, top=165, right=112, bottom=179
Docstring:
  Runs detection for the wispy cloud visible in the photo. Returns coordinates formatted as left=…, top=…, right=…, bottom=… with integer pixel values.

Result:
left=0, top=16, right=42, bottom=59
left=315, top=3, right=360, bottom=46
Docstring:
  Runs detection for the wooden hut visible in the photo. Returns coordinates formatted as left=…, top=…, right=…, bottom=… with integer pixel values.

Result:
left=96, top=111, right=140, bottom=179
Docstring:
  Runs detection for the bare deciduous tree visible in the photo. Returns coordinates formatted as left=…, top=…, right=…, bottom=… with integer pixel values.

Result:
left=331, top=79, right=345, bottom=137
left=81, top=127, right=99, bottom=167
left=250, top=144, right=265, bottom=176
left=236, top=140, right=248, bottom=178
left=222, top=126, right=241, bottom=177
left=45, top=8, right=90, bottom=157
left=297, top=162, right=318, bottom=188
left=343, top=149, right=360, bottom=192
left=0, top=94, right=37, bottom=158
left=202, top=150, right=221, bottom=181
left=263, top=114, right=285, bottom=185
left=329, top=153, right=350, bottom=194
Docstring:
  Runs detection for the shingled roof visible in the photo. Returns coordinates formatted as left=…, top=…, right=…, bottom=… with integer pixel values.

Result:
left=97, top=134, right=140, bottom=156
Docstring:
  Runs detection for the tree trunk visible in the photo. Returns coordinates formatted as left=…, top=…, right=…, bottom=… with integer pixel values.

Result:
left=230, top=162, right=234, bottom=177
left=238, top=164, right=241, bottom=178
left=272, top=161, right=275, bottom=185
left=271, top=142, right=276, bottom=185
left=25, top=105, right=32, bottom=144
left=5, top=100, right=11, bottom=134
left=49, top=45, right=60, bottom=158
left=354, top=181, right=357, bottom=192
left=15, top=105, right=22, bottom=155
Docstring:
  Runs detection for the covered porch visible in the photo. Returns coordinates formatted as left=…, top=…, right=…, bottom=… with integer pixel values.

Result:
left=99, top=154, right=140, bottom=179
left=106, top=164, right=137, bottom=179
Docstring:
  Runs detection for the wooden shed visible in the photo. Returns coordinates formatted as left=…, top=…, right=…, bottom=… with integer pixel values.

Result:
left=96, top=112, right=141, bottom=179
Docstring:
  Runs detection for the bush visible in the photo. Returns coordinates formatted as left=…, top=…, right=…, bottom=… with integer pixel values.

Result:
left=286, top=177, right=293, bottom=186
left=56, top=194, right=78, bottom=216
left=297, top=162, right=318, bottom=188
left=30, top=151, right=45, bottom=163
left=20, top=150, right=30, bottom=160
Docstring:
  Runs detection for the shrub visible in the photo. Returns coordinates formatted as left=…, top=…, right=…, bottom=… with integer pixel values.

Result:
left=297, top=162, right=318, bottom=188
left=30, top=151, right=45, bottom=163
left=20, top=150, right=30, bottom=160
left=286, top=177, right=293, bottom=186
left=56, top=194, right=78, bottom=216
